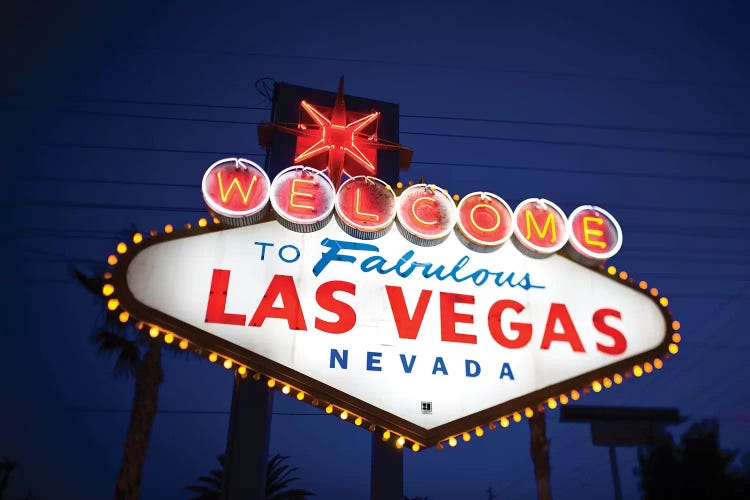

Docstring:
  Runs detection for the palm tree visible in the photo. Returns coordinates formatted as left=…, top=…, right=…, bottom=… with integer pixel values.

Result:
left=74, top=265, right=167, bottom=500
left=185, top=453, right=315, bottom=499
left=0, top=458, right=19, bottom=500
left=528, top=411, right=551, bottom=500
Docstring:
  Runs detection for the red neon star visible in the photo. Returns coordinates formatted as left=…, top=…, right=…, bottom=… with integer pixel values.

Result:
left=295, top=96, right=380, bottom=187
left=259, top=77, right=412, bottom=189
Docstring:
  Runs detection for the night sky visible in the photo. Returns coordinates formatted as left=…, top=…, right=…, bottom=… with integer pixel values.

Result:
left=2, top=1, right=749, bottom=498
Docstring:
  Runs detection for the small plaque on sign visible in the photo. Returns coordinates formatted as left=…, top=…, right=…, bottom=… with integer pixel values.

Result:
left=421, top=401, right=433, bottom=414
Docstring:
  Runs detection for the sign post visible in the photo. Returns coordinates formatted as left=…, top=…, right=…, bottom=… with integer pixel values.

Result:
left=370, top=433, right=403, bottom=500
left=222, top=374, right=273, bottom=499
left=560, top=405, right=683, bottom=500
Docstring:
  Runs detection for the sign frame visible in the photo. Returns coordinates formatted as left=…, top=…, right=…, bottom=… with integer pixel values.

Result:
left=106, top=206, right=678, bottom=450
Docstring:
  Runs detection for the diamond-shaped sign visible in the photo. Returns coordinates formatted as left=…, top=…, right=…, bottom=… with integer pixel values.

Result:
left=108, top=210, right=675, bottom=449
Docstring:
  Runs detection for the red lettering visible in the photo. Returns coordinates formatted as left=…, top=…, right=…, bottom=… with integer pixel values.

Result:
left=315, top=281, right=357, bottom=334
left=205, top=269, right=246, bottom=325
left=248, top=275, right=307, bottom=330
left=487, top=299, right=532, bottom=348
left=540, top=303, right=585, bottom=352
left=385, top=286, right=432, bottom=339
left=439, top=292, right=476, bottom=344
left=593, top=308, right=627, bottom=355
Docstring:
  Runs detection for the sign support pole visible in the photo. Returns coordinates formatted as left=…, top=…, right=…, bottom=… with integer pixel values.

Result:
left=608, top=446, right=623, bottom=500
left=222, top=374, right=273, bottom=500
left=370, top=433, right=403, bottom=500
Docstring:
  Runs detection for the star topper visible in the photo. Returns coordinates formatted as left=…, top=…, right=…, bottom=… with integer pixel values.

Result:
left=258, top=77, right=412, bottom=189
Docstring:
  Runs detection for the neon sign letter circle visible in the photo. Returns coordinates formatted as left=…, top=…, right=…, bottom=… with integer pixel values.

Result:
left=201, top=158, right=271, bottom=226
left=567, top=205, right=623, bottom=260
left=513, top=198, right=569, bottom=255
left=335, top=176, right=396, bottom=239
left=396, top=183, right=457, bottom=246
left=270, top=166, right=336, bottom=232
left=456, top=191, right=514, bottom=248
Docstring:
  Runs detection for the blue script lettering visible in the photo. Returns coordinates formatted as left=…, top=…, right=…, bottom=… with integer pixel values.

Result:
left=313, top=238, right=544, bottom=291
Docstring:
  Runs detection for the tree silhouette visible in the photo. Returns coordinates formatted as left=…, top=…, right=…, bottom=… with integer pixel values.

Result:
left=185, top=453, right=315, bottom=499
left=636, top=419, right=750, bottom=499
left=0, top=458, right=19, bottom=500
left=74, top=263, right=178, bottom=500
left=528, top=411, right=551, bottom=500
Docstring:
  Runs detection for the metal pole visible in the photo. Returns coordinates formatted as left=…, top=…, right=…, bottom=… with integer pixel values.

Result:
left=222, top=374, right=273, bottom=500
left=608, top=446, right=623, bottom=500
left=370, top=433, right=403, bottom=500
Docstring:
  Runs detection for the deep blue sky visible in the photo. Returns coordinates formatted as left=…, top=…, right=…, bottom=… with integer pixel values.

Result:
left=2, top=1, right=749, bottom=498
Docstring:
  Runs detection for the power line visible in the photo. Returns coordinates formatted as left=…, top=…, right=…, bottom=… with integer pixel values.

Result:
left=411, top=160, right=750, bottom=185
left=5, top=142, right=266, bottom=158
left=83, top=45, right=750, bottom=89
left=6, top=104, right=750, bottom=160
left=5, top=97, right=749, bottom=139
left=404, top=130, right=750, bottom=160
left=8, top=174, right=750, bottom=217
left=401, top=113, right=750, bottom=139
left=0, top=406, right=323, bottom=416
left=4, top=201, right=750, bottom=247
left=6, top=142, right=749, bottom=185
left=8, top=226, right=750, bottom=259
left=0, top=104, right=263, bottom=127
left=1, top=92, right=271, bottom=111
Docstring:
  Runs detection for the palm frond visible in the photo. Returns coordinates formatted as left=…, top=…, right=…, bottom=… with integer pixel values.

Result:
left=196, top=475, right=222, bottom=487
left=71, top=265, right=105, bottom=297
left=187, top=452, right=314, bottom=499
left=266, top=454, right=315, bottom=499
left=92, top=330, right=140, bottom=378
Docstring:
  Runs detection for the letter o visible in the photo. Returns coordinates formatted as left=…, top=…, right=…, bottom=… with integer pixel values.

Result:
left=278, top=244, right=301, bottom=263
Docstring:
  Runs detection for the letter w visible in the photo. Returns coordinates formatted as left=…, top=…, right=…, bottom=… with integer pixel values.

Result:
left=385, top=286, right=432, bottom=339
left=217, top=172, right=258, bottom=204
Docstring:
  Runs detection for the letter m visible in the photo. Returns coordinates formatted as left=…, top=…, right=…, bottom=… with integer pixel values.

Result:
left=525, top=210, right=556, bottom=243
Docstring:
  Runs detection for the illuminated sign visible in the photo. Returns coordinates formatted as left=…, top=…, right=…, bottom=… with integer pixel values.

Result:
left=258, top=77, right=412, bottom=188
left=456, top=192, right=514, bottom=248
left=396, top=184, right=457, bottom=245
left=513, top=198, right=568, bottom=255
left=201, top=158, right=270, bottom=226
left=335, top=176, right=396, bottom=239
left=269, top=166, right=336, bottom=232
left=567, top=205, right=623, bottom=260
left=106, top=159, right=678, bottom=452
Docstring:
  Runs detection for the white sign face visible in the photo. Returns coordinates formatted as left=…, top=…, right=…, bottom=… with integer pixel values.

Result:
left=122, top=218, right=669, bottom=441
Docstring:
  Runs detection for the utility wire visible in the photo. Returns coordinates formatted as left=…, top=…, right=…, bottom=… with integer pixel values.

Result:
left=403, top=130, right=750, bottom=160
left=1, top=92, right=270, bottom=111
left=5, top=142, right=748, bottom=185
left=4, top=201, right=750, bottom=250
left=5, top=104, right=750, bottom=160
left=401, top=113, right=750, bottom=139
left=8, top=226, right=750, bottom=260
left=71, top=45, right=750, bottom=89
left=0, top=104, right=263, bottom=127
left=0, top=406, right=323, bottom=416
left=6, top=93, right=749, bottom=138
left=8, top=174, right=750, bottom=217
left=3, top=200, right=750, bottom=243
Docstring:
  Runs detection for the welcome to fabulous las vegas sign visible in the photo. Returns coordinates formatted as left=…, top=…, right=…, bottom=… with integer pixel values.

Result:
left=102, top=155, right=679, bottom=450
